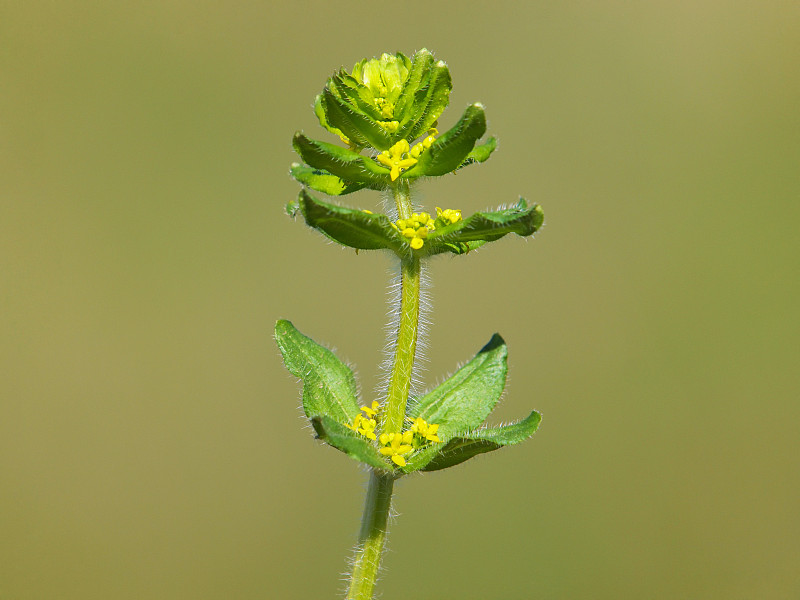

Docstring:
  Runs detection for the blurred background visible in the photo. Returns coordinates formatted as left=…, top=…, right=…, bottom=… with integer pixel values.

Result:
left=2, top=2, right=798, bottom=598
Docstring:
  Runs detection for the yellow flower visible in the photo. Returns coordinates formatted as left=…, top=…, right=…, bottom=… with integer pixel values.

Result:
left=423, top=127, right=438, bottom=148
left=346, top=412, right=377, bottom=440
left=377, top=140, right=418, bottom=181
left=360, top=400, right=380, bottom=418
left=395, top=211, right=433, bottom=250
left=378, top=120, right=400, bottom=133
left=435, top=206, right=463, bottom=226
left=345, top=413, right=362, bottom=433
left=356, top=417, right=378, bottom=440
left=410, top=417, right=442, bottom=443
left=379, top=431, right=414, bottom=467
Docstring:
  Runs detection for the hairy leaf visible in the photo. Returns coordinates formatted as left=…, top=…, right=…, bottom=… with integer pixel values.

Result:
left=397, top=61, right=452, bottom=141
left=320, top=87, right=393, bottom=151
left=290, top=163, right=368, bottom=196
left=425, top=199, right=544, bottom=256
left=296, top=190, right=408, bottom=253
left=408, top=334, right=508, bottom=435
left=311, top=415, right=391, bottom=471
left=422, top=411, right=542, bottom=471
left=275, top=320, right=361, bottom=423
left=394, top=49, right=435, bottom=120
left=293, top=133, right=389, bottom=185
left=412, top=103, right=487, bottom=178
left=457, top=136, right=498, bottom=170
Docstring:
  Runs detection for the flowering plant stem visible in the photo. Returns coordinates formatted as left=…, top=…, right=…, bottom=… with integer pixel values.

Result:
left=346, top=181, right=419, bottom=599
left=277, top=49, right=546, bottom=600
left=347, top=471, right=394, bottom=600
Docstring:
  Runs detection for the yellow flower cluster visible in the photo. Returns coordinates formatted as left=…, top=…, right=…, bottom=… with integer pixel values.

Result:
left=379, top=431, right=414, bottom=466
left=377, top=140, right=417, bottom=182
left=346, top=404, right=443, bottom=468
left=376, top=129, right=437, bottom=181
left=346, top=401, right=381, bottom=440
left=378, top=120, right=400, bottom=133
left=374, top=96, right=395, bottom=119
left=373, top=97, right=399, bottom=132
left=435, top=206, right=462, bottom=226
left=388, top=203, right=463, bottom=250
left=393, top=211, right=435, bottom=250
left=409, top=417, right=441, bottom=443
left=379, top=417, right=442, bottom=467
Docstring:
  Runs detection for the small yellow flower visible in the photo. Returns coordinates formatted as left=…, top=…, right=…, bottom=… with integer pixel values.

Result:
left=379, top=431, right=414, bottom=467
left=356, top=417, right=378, bottom=440
left=394, top=211, right=433, bottom=250
left=377, top=139, right=418, bottom=181
left=360, top=400, right=380, bottom=418
left=346, top=412, right=378, bottom=440
left=410, top=417, right=442, bottom=443
left=435, top=207, right=462, bottom=226
left=378, top=120, right=400, bottom=133
left=345, top=413, right=363, bottom=433
left=423, top=127, right=438, bottom=149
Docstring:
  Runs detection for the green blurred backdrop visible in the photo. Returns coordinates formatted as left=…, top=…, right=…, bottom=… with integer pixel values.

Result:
left=2, top=2, right=798, bottom=598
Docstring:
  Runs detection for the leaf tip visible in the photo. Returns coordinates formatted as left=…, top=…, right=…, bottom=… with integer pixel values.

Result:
left=310, top=415, right=324, bottom=439
left=275, top=319, right=294, bottom=336
left=484, top=333, right=507, bottom=352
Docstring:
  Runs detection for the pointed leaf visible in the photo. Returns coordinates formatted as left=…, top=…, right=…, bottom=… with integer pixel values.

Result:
left=330, top=73, right=383, bottom=121
left=408, top=334, right=508, bottom=435
left=320, top=88, right=393, bottom=151
left=425, top=199, right=544, bottom=256
left=290, top=163, right=369, bottom=196
left=293, top=133, right=389, bottom=185
left=275, top=320, right=361, bottom=423
left=421, top=411, right=542, bottom=471
left=457, top=136, right=498, bottom=170
left=296, top=190, right=409, bottom=252
left=314, top=94, right=346, bottom=141
left=411, top=104, right=487, bottom=178
left=394, top=49, right=435, bottom=120
left=397, top=61, right=452, bottom=141
left=311, top=415, right=391, bottom=471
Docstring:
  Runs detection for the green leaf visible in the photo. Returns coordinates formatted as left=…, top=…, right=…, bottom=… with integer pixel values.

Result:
left=421, top=411, right=542, bottom=472
left=399, top=334, right=507, bottom=473
left=289, top=163, right=368, bottom=196
left=409, top=334, right=508, bottom=435
left=393, top=49, right=435, bottom=120
left=314, top=94, right=346, bottom=142
left=425, top=199, right=544, bottom=256
left=274, top=320, right=361, bottom=424
left=330, top=73, right=383, bottom=121
left=457, top=136, right=498, bottom=170
left=296, top=190, right=409, bottom=252
left=320, top=87, right=393, bottom=151
left=397, top=61, right=452, bottom=141
left=311, top=415, right=391, bottom=471
left=411, top=103, right=487, bottom=178
left=293, top=133, right=389, bottom=185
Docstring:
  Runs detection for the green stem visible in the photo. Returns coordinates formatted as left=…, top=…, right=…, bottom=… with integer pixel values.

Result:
left=384, top=256, right=421, bottom=432
left=346, top=471, right=394, bottom=600
left=385, top=180, right=420, bottom=433
left=345, top=180, right=421, bottom=599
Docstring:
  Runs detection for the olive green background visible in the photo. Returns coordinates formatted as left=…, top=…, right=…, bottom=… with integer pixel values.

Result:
left=2, top=2, right=798, bottom=598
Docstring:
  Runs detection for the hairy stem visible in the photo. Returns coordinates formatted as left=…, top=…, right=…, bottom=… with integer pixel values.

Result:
left=384, top=256, right=421, bottom=432
left=346, top=180, right=420, bottom=599
left=346, top=471, right=394, bottom=600
left=385, top=180, right=420, bottom=432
